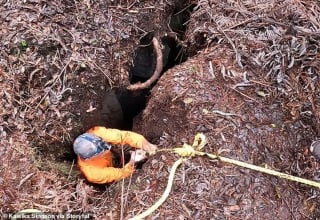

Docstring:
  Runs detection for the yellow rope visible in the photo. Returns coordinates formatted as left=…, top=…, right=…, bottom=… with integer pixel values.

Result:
left=201, top=152, right=320, bottom=189
left=130, top=133, right=320, bottom=219
left=129, top=158, right=184, bottom=220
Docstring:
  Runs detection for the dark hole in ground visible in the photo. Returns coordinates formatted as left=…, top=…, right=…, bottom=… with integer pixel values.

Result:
left=108, top=33, right=189, bottom=131
left=169, top=1, right=196, bottom=37
left=61, top=1, right=196, bottom=162
left=110, top=88, right=150, bottom=130
left=59, top=34, right=189, bottom=162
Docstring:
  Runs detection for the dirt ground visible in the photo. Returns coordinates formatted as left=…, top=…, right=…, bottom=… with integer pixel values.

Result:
left=1, top=0, right=320, bottom=219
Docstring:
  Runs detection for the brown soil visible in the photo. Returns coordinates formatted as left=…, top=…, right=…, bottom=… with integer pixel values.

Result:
left=1, top=0, right=320, bottom=219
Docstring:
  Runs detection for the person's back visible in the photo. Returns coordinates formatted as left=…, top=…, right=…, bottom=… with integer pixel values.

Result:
left=73, top=126, right=157, bottom=184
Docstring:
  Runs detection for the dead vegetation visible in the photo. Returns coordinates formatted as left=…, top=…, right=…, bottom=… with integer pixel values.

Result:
left=1, top=0, right=320, bottom=219
left=186, top=0, right=320, bottom=93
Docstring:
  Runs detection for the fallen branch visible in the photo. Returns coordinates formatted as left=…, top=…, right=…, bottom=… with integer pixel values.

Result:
left=127, top=37, right=163, bottom=90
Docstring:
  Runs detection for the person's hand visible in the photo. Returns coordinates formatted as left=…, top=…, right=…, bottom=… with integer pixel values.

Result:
left=124, top=161, right=135, bottom=174
left=130, top=149, right=147, bottom=163
left=142, top=140, right=157, bottom=155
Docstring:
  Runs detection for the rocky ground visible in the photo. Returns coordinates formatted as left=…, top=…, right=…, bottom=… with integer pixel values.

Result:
left=1, top=0, right=320, bottom=219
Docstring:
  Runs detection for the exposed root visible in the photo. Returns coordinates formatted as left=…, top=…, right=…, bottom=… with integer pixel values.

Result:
left=127, top=37, right=163, bottom=90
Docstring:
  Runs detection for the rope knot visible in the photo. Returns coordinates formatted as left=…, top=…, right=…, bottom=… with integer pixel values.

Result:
left=173, top=133, right=207, bottom=157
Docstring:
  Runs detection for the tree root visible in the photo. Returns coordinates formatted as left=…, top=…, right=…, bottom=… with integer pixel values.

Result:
left=127, top=37, right=163, bottom=90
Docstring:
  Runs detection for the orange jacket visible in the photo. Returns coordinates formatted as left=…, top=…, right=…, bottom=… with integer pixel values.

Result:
left=77, top=126, right=147, bottom=184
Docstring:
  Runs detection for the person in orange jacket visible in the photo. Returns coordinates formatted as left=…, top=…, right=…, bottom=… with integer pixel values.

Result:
left=73, top=126, right=157, bottom=184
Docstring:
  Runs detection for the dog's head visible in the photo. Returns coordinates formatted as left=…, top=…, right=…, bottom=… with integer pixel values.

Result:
left=130, top=149, right=148, bottom=162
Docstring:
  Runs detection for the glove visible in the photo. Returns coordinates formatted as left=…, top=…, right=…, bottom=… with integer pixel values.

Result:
left=142, top=140, right=157, bottom=155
